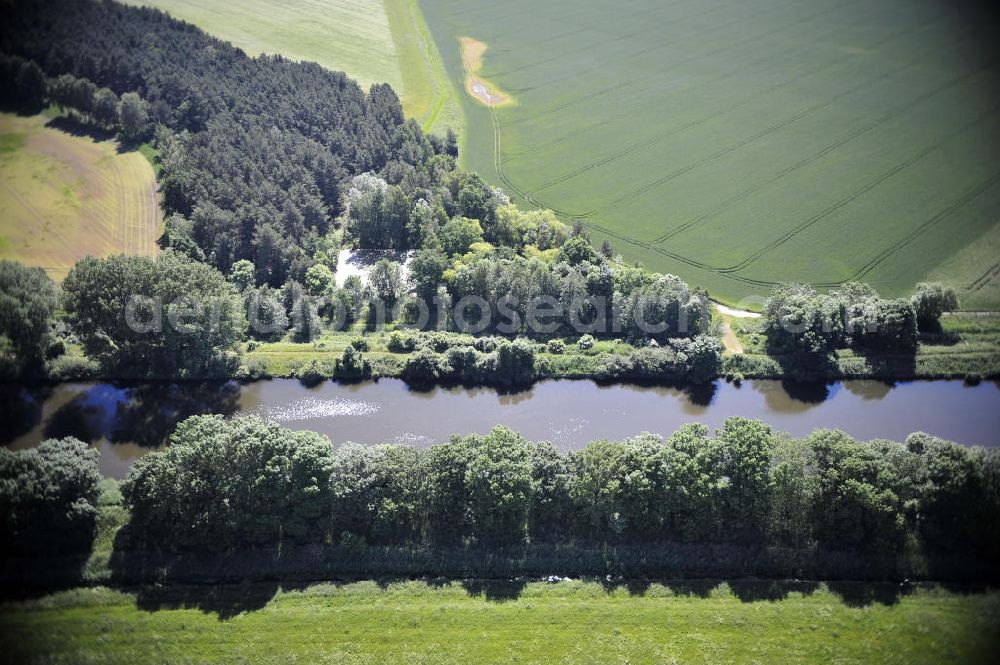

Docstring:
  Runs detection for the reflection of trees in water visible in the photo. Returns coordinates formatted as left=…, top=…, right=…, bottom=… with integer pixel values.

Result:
left=749, top=380, right=830, bottom=413
left=497, top=384, right=534, bottom=406
left=842, top=380, right=895, bottom=401
left=111, top=382, right=242, bottom=447
left=682, top=382, right=717, bottom=410
left=0, top=385, right=47, bottom=444
left=42, top=382, right=242, bottom=448
left=42, top=383, right=128, bottom=443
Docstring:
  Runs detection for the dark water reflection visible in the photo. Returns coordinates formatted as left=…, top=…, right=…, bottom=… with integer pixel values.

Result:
left=3, top=378, right=999, bottom=478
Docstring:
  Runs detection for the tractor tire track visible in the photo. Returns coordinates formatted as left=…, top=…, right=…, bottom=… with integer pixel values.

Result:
left=527, top=18, right=945, bottom=201
left=650, top=64, right=990, bottom=245
left=720, top=104, right=999, bottom=274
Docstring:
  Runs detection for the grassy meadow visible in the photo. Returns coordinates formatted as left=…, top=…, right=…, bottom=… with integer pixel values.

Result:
left=1, top=581, right=998, bottom=664
left=418, top=0, right=1000, bottom=307
left=0, top=113, right=160, bottom=281
left=122, top=0, right=402, bottom=93
left=384, top=0, right=464, bottom=133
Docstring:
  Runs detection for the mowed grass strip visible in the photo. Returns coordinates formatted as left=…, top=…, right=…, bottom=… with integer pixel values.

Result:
left=1, top=581, right=997, bottom=664
left=0, top=113, right=160, bottom=281
left=385, top=0, right=464, bottom=133
left=122, top=0, right=404, bottom=93
left=420, top=0, right=1000, bottom=307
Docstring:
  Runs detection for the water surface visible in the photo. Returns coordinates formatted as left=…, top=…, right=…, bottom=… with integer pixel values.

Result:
left=3, top=378, right=998, bottom=477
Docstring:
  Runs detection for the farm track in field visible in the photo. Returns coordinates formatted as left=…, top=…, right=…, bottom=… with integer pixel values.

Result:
left=505, top=10, right=936, bottom=216
left=488, top=19, right=985, bottom=290
left=569, top=24, right=958, bottom=218
left=970, top=261, right=1000, bottom=292
left=720, top=104, right=1000, bottom=275
left=649, top=63, right=987, bottom=245
left=522, top=13, right=906, bottom=197
left=420, top=0, right=1000, bottom=303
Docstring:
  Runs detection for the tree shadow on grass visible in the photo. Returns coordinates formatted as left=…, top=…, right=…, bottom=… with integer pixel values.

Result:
left=44, top=114, right=116, bottom=143
left=850, top=347, right=917, bottom=381
left=133, top=580, right=280, bottom=620
left=728, top=579, right=820, bottom=602
left=460, top=578, right=528, bottom=602
left=826, top=580, right=912, bottom=607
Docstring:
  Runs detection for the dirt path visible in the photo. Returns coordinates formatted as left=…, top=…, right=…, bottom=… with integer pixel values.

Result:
left=715, top=302, right=762, bottom=318
left=714, top=303, right=753, bottom=354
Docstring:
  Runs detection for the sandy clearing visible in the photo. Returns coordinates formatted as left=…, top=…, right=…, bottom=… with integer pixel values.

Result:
left=459, top=36, right=513, bottom=107
left=715, top=303, right=762, bottom=318
left=336, top=249, right=413, bottom=288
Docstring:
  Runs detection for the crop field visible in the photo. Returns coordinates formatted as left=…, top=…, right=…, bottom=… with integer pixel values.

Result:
left=0, top=113, right=160, bottom=281
left=418, top=0, right=1000, bottom=308
left=2, top=581, right=998, bottom=664
left=124, top=0, right=463, bottom=133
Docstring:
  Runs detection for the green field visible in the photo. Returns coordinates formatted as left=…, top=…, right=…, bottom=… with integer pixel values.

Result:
left=124, top=0, right=463, bottom=134
left=418, top=0, right=1000, bottom=308
left=2, top=582, right=997, bottom=664
left=123, top=0, right=401, bottom=91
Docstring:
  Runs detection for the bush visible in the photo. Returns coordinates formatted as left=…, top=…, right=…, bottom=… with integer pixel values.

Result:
left=350, top=337, right=369, bottom=351
left=546, top=339, right=566, bottom=354
left=1, top=437, right=102, bottom=556
left=402, top=348, right=449, bottom=383
left=44, top=339, right=66, bottom=360
left=577, top=334, right=595, bottom=350
left=236, top=356, right=271, bottom=381
left=45, top=355, right=100, bottom=381
left=336, top=346, right=371, bottom=380
left=595, top=353, right=636, bottom=381
left=387, top=330, right=417, bottom=353
left=491, top=339, right=536, bottom=385
left=445, top=345, right=482, bottom=382
left=672, top=335, right=724, bottom=383
left=295, top=359, right=332, bottom=386
left=473, top=336, right=501, bottom=353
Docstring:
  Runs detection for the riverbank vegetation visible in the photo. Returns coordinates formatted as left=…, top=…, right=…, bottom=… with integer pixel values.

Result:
left=3, top=415, right=998, bottom=591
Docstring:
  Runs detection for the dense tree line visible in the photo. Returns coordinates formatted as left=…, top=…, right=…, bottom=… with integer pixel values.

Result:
left=62, top=253, right=245, bottom=377
left=762, top=282, right=958, bottom=376
left=0, top=438, right=102, bottom=556
left=0, top=261, right=59, bottom=378
left=113, top=415, right=1000, bottom=567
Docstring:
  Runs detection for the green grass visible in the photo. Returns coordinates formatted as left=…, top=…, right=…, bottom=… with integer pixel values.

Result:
left=123, top=0, right=403, bottom=92
left=2, top=581, right=997, bottom=664
left=418, top=0, right=1000, bottom=308
left=385, top=0, right=464, bottom=134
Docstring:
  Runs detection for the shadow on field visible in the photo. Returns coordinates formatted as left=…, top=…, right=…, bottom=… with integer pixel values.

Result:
left=133, top=581, right=280, bottom=620
left=44, top=114, right=116, bottom=143
left=459, top=578, right=528, bottom=602
left=595, top=578, right=909, bottom=606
